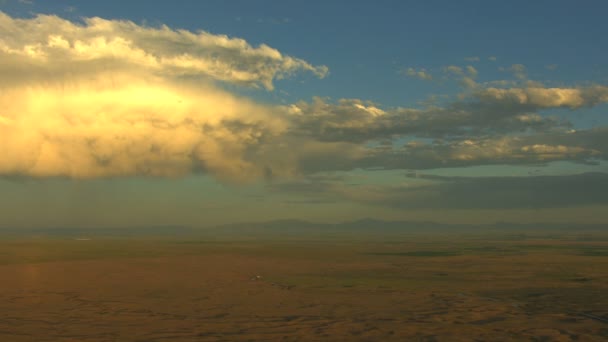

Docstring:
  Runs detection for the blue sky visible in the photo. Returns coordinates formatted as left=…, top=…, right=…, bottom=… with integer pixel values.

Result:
left=7, top=0, right=608, bottom=105
left=0, top=0, right=607, bottom=228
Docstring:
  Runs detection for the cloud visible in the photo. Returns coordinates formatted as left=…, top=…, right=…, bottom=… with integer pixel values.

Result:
left=276, top=126, right=607, bottom=174
left=403, top=67, right=432, bottom=80
left=465, top=65, right=478, bottom=78
left=0, top=12, right=329, bottom=182
left=473, top=85, right=608, bottom=109
left=280, top=82, right=608, bottom=174
left=0, top=12, right=327, bottom=90
left=384, top=172, right=608, bottom=209
left=443, top=65, right=478, bottom=88
left=269, top=171, right=608, bottom=209
left=545, top=64, right=558, bottom=70
left=0, top=76, right=295, bottom=182
left=444, top=65, right=465, bottom=76
left=499, top=64, right=527, bottom=80
left=358, top=128, right=607, bottom=171
left=285, top=84, right=605, bottom=143
left=510, top=64, right=527, bottom=80
left=2, top=60, right=604, bottom=181
left=464, top=56, right=480, bottom=62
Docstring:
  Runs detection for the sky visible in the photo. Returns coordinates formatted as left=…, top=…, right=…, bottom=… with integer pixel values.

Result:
left=0, top=0, right=607, bottom=228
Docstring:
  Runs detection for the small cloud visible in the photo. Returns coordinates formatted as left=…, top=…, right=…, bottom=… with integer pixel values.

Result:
left=460, top=77, right=477, bottom=89
left=444, top=65, right=464, bottom=76
left=474, top=85, right=608, bottom=109
left=545, top=64, right=558, bottom=70
left=18, top=0, right=33, bottom=4
left=384, top=172, right=608, bottom=209
left=500, top=64, right=527, bottom=80
left=525, top=80, right=545, bottom=88
left=465, top=65, right=478, bottom=78
left=485, top=79, right=516, bottom=87
left=488, top=56, right=497, bottom=62
left=510, top=64, right=527, bottom=79
left=403, top=67, right=433, bottom=81
left=464, top=56, right=480, bottom=62
left=417, top=94, right=449, bottom=107
left=444, top=65, right=478, bottom=87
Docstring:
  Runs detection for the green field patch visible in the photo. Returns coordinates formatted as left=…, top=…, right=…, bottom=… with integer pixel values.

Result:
left=366, top=250, right=461, bottom=257
left=513, top=244, right=579, bottom=254
left=577, top=248, right=608, bottom=256
left=516, top=244, right=569, bottom=249
left=464, top=246, right=502, bottom=252
left=462, top=246, right=523, bottom=255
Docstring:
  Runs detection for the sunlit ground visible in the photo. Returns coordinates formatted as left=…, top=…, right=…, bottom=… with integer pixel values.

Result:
left=1, top=230, right=607, bottom=341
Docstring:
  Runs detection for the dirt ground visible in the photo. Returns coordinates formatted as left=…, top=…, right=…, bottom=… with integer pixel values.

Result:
left=0, top=235, right=607, bottom=341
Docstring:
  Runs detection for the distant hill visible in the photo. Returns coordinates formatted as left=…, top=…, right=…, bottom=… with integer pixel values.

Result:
left=208, top=218, right=606, bottom=236
left=0, top=225, right=196, bottom=238
left=1, top=219, right=605, bottom=238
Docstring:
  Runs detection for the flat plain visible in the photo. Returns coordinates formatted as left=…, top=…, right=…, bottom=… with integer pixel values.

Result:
left=1, top=229, right=607, bottom=341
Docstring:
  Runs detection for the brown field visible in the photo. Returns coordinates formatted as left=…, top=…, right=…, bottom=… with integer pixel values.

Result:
left=1, top=231, right=607, bottom=341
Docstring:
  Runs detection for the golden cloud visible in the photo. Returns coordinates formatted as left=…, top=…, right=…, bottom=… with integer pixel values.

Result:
left=0, top=12, right=334, bottom=182
left=0, top=74, right=293, bottom=181
left=0, top=12, right=327, bottom=90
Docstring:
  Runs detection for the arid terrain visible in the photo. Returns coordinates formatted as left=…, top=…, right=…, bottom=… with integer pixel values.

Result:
left=1, top=230, right=607, bottom=341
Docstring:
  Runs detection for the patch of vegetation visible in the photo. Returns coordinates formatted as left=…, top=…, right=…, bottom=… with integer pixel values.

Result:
left=577, top=248, right=608, bottom=256
left=464, top=246, right=501, bottom=252
left=366, top=251, right=461, bottom=257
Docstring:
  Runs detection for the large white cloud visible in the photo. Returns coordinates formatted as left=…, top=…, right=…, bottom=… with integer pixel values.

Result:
left=0, top=12, right=327, bottom=90
left=0, top=75, right=293, bottom=181
left=0, top=12, right=329, bottom=181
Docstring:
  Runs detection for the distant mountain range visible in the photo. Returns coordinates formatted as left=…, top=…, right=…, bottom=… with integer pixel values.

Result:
left=2, top=218, right=605, bottom=238
left=212, top=218, right=606, bottom=234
